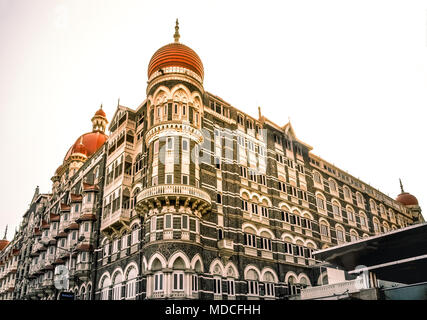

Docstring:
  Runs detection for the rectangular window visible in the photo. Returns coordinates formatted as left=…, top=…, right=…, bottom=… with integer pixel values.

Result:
left=227, top=279, right=235, bottom=296
left=154, top=140, right=159, bottom=154
left=152, top=176, right=158, bottom=186
left=166, top=174, right=173, bottom=184
left=182, top=175, right=189, bottom=185
left=213, top=277, right=222, bottom=295
left=182, top=215, right=189, bottom=230
left=182, top=139, right=189, bottom=152
left=173, top=272, right=184, bottom=291
left=154, top=273, right=164, bottom=292
left=241, top=200, right=248, bottom=211
left=248, top=280, right=259, bottom=295
left=192, top=275, right=198, bottom=293
left=151, top=217, right=157, bottom=232
left=132, top=228, right=139, bottom=244
left=265, top=283, right=275, bottom=297
left=167, top=137, right=174, bottom=150
left=245, top=233, right=257, bottom=248
left=165, top=214, right=172, bottom=229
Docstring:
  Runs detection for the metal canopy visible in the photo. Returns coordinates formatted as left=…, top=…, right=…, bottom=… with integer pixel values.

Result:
left=313, top=223, right=427, bottom=284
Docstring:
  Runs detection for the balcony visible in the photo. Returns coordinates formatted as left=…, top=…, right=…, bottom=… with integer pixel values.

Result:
left=136, top=185, right=211, bottom=214
left=217, top=239, right=234, bottom=259
left=300, top=278, right=367, bottom=300
left=100, top=208, right=130, bottom=233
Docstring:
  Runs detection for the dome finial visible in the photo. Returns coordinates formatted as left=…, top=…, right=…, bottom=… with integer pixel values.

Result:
left=399, top=178, right=405, bottom=193
left=3, top=225, right=7, bottom=240
left=174, top=18, right=180, bottom=43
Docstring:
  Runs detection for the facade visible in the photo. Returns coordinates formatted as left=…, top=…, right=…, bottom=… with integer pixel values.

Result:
left=0, top=21, right=423, bottom=300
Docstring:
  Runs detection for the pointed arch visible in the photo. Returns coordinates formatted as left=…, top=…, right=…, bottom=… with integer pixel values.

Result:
left=190, top=254, right=204, bottom=272
left=147, top=252, right=167, bottom=271
left=167, top=251, right=191, bottom=269
left=209, top=258, right=225, bottom=276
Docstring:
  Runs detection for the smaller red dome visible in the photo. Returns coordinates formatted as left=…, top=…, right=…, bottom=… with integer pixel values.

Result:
left=0, top=240, right=9, bottom=251
left=396, top=192, right=419, bottom=206
left=73, top=141, right=87, bottom=156
left=95, top=108, right=106, bottom=118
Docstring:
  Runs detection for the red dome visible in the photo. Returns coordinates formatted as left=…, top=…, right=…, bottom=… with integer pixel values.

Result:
left=95, top=108, right=106, bottom=118
left=148, top=42, right=204, bottom=80
left=396, top=192, right=419, bottom=206
left=73, top=141, right=87, bottom=156
left=0, top=240, right=9, bottom=251
left=64, top=131, right=108, bottom=161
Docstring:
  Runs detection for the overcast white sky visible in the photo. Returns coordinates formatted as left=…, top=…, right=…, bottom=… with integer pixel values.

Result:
left=1, top=0, right=426, bottom=239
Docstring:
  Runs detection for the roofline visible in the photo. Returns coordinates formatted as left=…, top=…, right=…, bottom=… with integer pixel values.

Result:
left=313, top=222, right=427, bottom=257
left=308, top=152, right=408, bottom=212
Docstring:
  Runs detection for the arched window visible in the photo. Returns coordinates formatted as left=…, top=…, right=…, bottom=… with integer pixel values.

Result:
left=350, top=229, right=359, bottom=242
left=373, top=217, right=380, bottom=234
left=370, top=200, right=377, bottom=214
left=335, top=224, right=346, bottom=243
left=313, top=171, right=322, bottom=186
left=316, top=193, right=326, bottom=213
left=383, top=222, right=389, bottom=233
left=112, top=271, right=123, bottom=300
left=259, top=231, right=272, bottom=251
left=243, top=225, right=258, bottom=248
left=125, top=267, right=137, bottom=300
left=246, top=269, right=259, bottom=296
left=329, top=179, right=338, bottom=195
left=99, top=276, right=111, bottom=300
left=172, top=257, right=186, bottom=292
left=332, top=200, right=341, bottom=217
left=356, top=192, right=364, bottom=208
left=346, top=205, right=355, bottom=222
left=262, top=271, right=276, bottom=298
left=320, top=220, right=330, bottom=239
left=359, top=211, right=367, bottom=229
left=388, top=209, right=395, bottom=222
left=343, top=185, right=352, bottom=201
left=287, top=275, right=299, bottom=295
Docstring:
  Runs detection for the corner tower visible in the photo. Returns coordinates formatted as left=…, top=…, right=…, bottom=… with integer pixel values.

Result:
left=135, top=20, right=211, bottom=299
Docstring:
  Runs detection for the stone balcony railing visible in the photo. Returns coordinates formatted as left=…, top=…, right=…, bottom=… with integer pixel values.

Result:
left=300, top=278, right=367, bottom=300
left=136, top=184, right=211, bottom=214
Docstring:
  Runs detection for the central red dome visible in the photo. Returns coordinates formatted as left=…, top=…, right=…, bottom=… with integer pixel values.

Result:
left=64, top=131, right=108, bottom=161
left=148, top=42, right=204, bottom=81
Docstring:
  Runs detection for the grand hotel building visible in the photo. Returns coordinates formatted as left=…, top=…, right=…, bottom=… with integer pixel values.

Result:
left=0, top=21, right=424, bottom=300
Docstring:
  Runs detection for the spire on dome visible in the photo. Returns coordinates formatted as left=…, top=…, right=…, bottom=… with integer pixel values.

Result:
left=400, top=178, right=404, bottom=193
left=3, top=225, right=7, bottom=240
left=174, top=19, right=180, bottom=43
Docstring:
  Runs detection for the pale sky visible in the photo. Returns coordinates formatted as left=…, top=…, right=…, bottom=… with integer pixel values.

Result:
left=1, top=0, right=426, bottom=239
